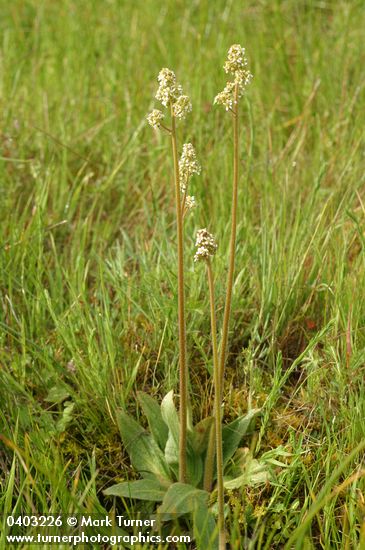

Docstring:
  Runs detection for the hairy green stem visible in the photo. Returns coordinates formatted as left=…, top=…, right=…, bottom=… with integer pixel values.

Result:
left=207, top=261, right=225, bottom=549
left=203, top=419, right=215, bottom=492
left=219, top=82, right=239, bottom=397
left=170, top=106, right=187, bottom=484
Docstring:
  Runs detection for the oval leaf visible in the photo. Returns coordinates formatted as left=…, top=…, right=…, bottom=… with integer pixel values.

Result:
left=160, top=390, right=179, bottom=445
left=222, top=409, right=260, bottom=467
left=117, top=410, right=170, bottom=481
left=158, top=482, right=209, bottom=517
left=224, top=458, right=271, bottom=489
left=191, top=416, right=214, bottom=454
left=137, top=391, right=168, bottom=450
left=104, top=479, right=169, bottom=502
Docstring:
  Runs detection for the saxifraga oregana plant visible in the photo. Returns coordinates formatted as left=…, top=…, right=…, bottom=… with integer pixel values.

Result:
left=104, top=46, right=272, bottom=549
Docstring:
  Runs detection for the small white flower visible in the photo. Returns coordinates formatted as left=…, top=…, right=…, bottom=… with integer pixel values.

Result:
left=147, top=109, right=164, bottom=129
left=155, top=68, right=183, bottom=107
left=185, top=195, right=197, bottom=211
left=234, top=68, right=253, bottom=88
left=179, top=143, right=201, bottom=193
left=173, top=95, right=192, bottom=119
left=223, top=44, right=248, bottom=74
left=215, top=45, right=252, bottom=111
left=214, top=81, right=235, bottom=111
left=157, top=68, right=176, bottom=87
left=194, top=228, right=218, bottom=262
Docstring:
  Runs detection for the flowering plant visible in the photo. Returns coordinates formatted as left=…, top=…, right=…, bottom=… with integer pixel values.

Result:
left=104, top=46, right=282, bottom=550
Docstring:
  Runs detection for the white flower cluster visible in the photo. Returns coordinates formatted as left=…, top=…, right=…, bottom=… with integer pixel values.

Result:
left=194, top=228, right=218, bottom=262
left=179, top=143, right=201, bottom=193
left=235, top=68, right=252, bottom=88
left=146, top=109, right=164, bottom=129
left=173, top=95, right=192, bottom=119
left=185, top=195, right=197, bottom=210
left=214, top=81, right=235, bottom=111
left=214, top=44, right=252, bottom=111
left=147, top=68, right=192, bottom=128
left=155, top=68, right=183, bottom=107
left=224, top=44, right=249, bottom=73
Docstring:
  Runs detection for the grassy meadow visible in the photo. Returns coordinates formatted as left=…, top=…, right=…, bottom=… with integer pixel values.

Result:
left=1, top=0, right=365, bottom=547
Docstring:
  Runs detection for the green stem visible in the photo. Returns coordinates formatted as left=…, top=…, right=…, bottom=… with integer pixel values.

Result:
left=218, top=82, right=239, bottom=399
left=203, top=419, right=215, bottom=492
left=170, top=106, right=187, bottom=484
left=207, top=261, right=225, bottom=550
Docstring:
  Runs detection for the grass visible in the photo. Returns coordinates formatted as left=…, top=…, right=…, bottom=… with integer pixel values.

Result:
left=1, top=0, right=365, bottom=547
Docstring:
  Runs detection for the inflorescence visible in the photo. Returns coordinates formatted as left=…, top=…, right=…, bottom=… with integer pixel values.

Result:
left=194, top=229, right=218, bottom=262
left=146, top=109, right=164, bottom=130
left=179, top=143, right=201, bottom=213
left=173, top=95, right=192, bottom=119
left=155, top=68, right=183, bottom=107
left=185, top=195, right=197, bottom=211
left=147, top=68, right=192, bottom=128
left=179, top=143, right=201, bottom=193
left=214, top=44, right=252, bottom=111
left=147, top=70, right=199, bottom=216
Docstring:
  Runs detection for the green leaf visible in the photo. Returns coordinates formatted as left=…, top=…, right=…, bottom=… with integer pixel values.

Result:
left=45, top=385, right=70, bottom=404
left=193, top=505, right=218, bottom=549
left=117, top=410, right=171, bottom=481
left=160, top=390, right=179, bottom=445
left=160, top=391, right=179, bottom=476
left=56, top=401, right=75, bottom=433
left=160, top=391, right=203, bottom=486
left=137, top=391, right=168, bottom=450
left=187, top=452, right=203, bottom=488
left=222, top=409, right=260, bottom=467
left=164, top=430, right=179, bottom=476
left=158, top=482, right=209, bottom=518
left=104, top=479, right=169, bottom=502
left=260, top=445, right=292, bottom=467
left=224, top=455, right=271, bottom=489
left=191, top=416, right=214, bottom=454
left=163, top=429, right=203, bottom=487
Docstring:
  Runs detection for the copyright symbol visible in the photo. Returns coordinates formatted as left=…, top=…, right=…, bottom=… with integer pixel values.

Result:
left=67, top=517, right=77, bottom=527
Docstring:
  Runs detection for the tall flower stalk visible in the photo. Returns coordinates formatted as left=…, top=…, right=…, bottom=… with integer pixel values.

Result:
left=215, top=44, right=252, bottom=396
left=170, top=109, right=188, bottom=483
left=208, top=261, right=225, bottom=550
left=204, top=45, right=253, bottom=492
left=147, top=71, right=198, bottom=483
left=194, top=229, right=225, bottom=548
